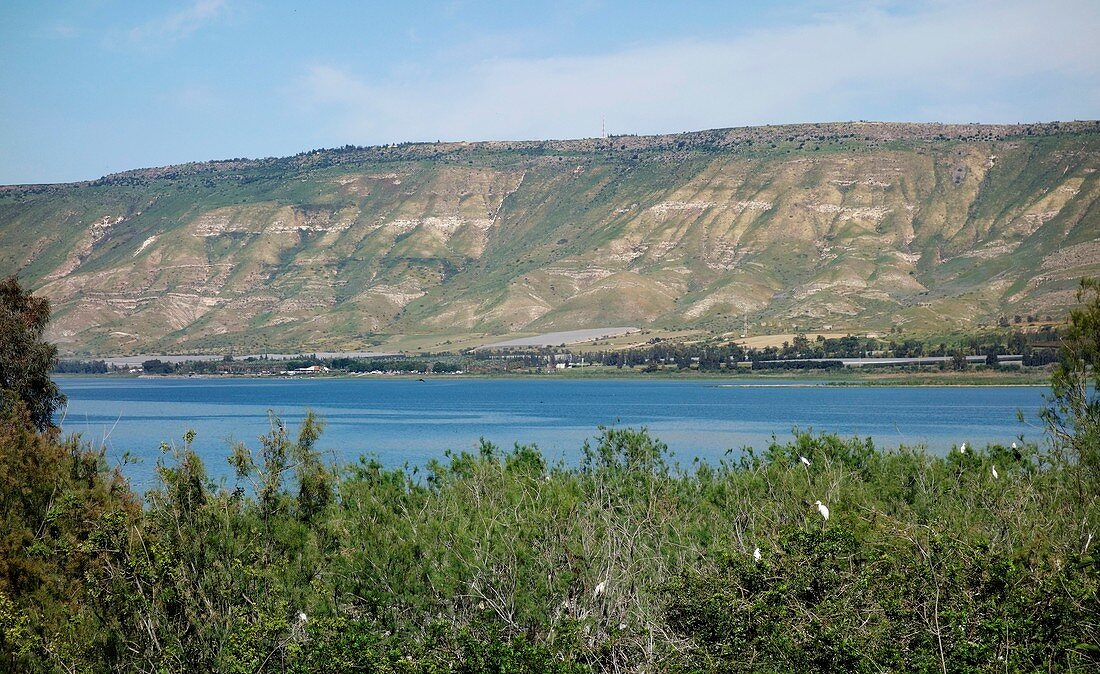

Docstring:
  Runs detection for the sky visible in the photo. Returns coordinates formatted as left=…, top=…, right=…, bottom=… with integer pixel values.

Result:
left=1, top=0, right=1098, bottom=184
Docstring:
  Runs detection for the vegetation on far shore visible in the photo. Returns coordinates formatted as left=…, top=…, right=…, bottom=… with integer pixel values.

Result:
left=3, top=276, right=1099, bottom=672
left=58, top=325, right=1062, bottom=387
left=53, top=364, right=1054, bottom=387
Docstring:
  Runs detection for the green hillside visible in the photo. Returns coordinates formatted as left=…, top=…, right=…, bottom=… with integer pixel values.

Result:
left=2, top=121, right=1098, bottom=355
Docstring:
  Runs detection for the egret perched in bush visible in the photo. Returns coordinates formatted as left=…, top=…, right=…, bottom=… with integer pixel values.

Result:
left=298, top=611, right=307, bottom=623
left=800, top=455, right=811, bottom=466
left=959, top=442, right=967, bottom=454
left=594, top=580, right=606, bottom=597
left=753, top=547, right=762, bottom=562
left=991, top=464, right=999, bottom=479
left=814, top=500, right=830, bottom=521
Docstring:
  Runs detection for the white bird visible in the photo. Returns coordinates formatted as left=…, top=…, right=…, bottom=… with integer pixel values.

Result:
left=991, top=465, right=999, bottom=479
left=815, top=500, right=830, bottom=521
left=753, top=547, right=762, bottom=562
left=800, top=455, right=811, bottom=466
left=1011, top=441, right=1017, bottom=449
left=959, top=443, right=967, bottom=454
left=594, top=580, right=606, bottom=598
left=298, top=611, right=307, bottom=623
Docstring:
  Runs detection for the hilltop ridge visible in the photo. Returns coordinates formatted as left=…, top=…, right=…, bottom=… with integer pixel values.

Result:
left=1, top=121, right=1098, bottom=355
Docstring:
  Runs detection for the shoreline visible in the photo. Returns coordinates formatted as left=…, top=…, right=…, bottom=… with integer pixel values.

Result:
left=53, top=371, right=1051, bottom=387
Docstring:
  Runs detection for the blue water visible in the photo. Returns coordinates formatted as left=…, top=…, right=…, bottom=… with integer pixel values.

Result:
left=57, top=377, right=1048, bottom=489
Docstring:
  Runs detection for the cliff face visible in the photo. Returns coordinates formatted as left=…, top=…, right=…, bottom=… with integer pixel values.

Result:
left=2, top=121, right=1098, bottom=354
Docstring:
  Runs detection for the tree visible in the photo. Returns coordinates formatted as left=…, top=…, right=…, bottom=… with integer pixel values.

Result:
left=0, top=277, right=136, bottom=671
left=141, top=358, right=174, bottom=374
left=950, top=350, right=968, bottom=371
left=0, top=277, right=64, bottom=432
left=1042, top=277, right=1100, bottom=482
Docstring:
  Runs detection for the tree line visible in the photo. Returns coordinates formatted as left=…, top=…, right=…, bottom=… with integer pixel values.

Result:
left=54, top=328, right=1061, bottom=377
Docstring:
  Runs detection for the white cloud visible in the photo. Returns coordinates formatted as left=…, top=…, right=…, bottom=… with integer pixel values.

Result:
left=162, top=83, right=225, bottom=112
left=128, top=0, right=227, bottom=44
left=295, top=0, right=1100, bottom=144
left=49, top=23, right=79, bottom=39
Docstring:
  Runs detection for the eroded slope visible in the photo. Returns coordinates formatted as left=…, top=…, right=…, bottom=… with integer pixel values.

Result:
left=1, top=121, right=1097, bottom=354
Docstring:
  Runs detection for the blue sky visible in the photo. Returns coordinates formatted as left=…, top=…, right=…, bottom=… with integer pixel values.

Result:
left=2, top=0, right=1098, bottom=184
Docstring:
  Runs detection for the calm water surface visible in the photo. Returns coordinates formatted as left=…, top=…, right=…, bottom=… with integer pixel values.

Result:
left=58, top=377, right=1047, bottom=489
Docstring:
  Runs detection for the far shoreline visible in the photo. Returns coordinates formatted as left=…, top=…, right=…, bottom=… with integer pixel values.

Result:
left=53, top=369, right=1052, bottom=387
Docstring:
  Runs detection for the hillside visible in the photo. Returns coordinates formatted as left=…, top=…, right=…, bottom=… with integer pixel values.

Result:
left=2, top=121, right=1099, bottom=356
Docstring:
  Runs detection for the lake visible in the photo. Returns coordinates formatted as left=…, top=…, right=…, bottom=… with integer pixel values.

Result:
left=57, top=377, right=1049, bottom=489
